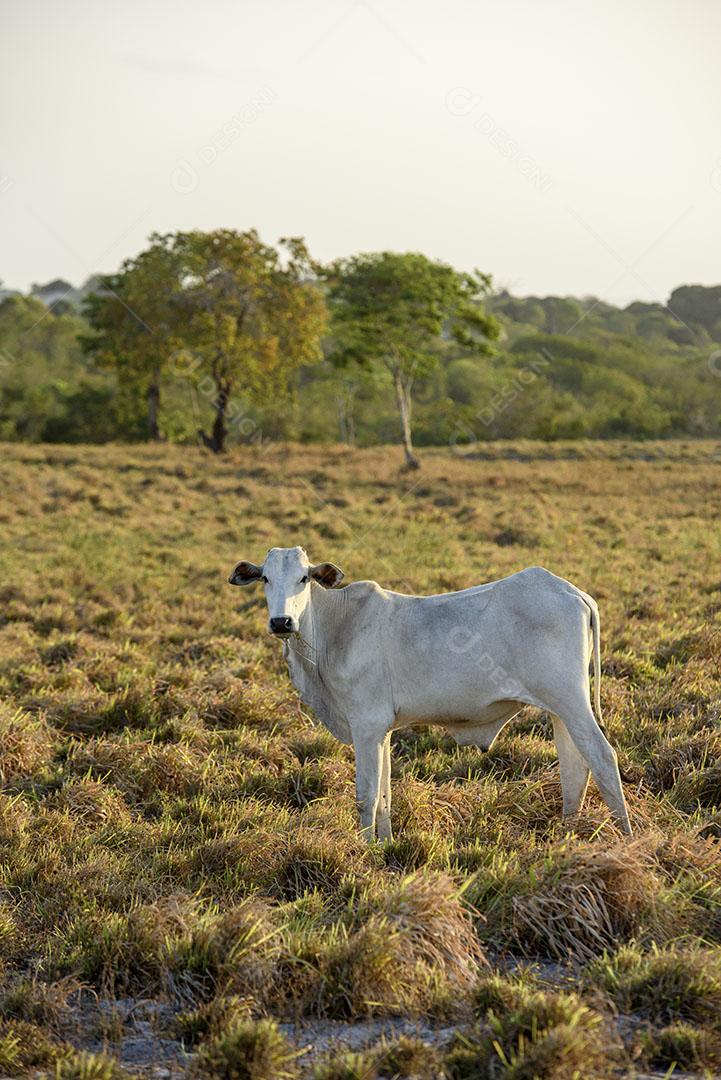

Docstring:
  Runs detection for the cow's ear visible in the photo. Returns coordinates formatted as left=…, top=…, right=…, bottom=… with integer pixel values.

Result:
left=310, top=562, right=344, bottom=588
left=228, top=561, right=263, bottom=586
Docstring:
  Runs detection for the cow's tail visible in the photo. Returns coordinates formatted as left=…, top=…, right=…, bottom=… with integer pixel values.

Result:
left=582, top=592, right=603, bottom=729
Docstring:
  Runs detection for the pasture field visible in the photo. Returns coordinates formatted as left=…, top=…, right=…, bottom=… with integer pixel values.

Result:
left=0, top=440, right=721, bottom=1078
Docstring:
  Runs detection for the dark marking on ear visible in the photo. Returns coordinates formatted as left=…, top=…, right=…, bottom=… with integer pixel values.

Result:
left=228, top=561, right=263, bottom=586
left=310, top=562, right=345, bottom=589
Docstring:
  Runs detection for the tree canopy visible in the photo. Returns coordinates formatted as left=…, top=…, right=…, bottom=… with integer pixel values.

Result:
left=326, top=251, right=499, bottom=466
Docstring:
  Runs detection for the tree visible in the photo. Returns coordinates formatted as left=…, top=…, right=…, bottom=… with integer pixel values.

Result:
left=82, top=239, right=185, bottom=440
left=82, top=230, right=326, bottom=452
left=172, top=230, right=326, bottom=453
left=0, top=294, right=143, bottom=443
left=669, top=285, right=721, bottom=342
left=326, top=252, right=499, bottom=468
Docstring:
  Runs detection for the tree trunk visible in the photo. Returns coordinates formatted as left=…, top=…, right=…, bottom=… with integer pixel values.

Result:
left=338, top=387, right=356, bottom=446
left=337, top=395, right=348, bottom=444
left=147, top=370, right=162, bottom=441
left=347, top=401, right=356, bottom=447
left=199, top=381, right=230, bottom=454
left=393, top=368, right=419, bottom=469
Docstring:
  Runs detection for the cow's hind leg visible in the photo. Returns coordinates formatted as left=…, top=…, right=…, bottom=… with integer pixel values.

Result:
left=352, top=725, right=386, bottom=843
left=552, top=699, right=631, bottom=835
left=553, top=716, right=590, bottom=819
left=376, top=733, right=393, bottom=842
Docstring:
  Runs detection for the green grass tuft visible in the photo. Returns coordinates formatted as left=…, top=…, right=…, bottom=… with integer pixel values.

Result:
left=194, top=1018, right=300, bottom=1080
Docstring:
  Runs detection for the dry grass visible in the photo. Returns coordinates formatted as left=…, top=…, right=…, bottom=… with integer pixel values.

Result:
left=0, top=439, right=720, bottom=1076
left=0, top=704, right=56, bottom=783
left=510, top=836, right=671, bottom=962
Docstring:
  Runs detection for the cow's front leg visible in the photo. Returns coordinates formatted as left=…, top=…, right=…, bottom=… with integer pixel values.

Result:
left=376, top=733, right=393, bottom=842
left=352, top=725, right=386, bottom=843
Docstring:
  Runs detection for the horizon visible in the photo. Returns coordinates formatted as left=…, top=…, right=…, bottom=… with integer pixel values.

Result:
left=2, top=0, right=721, bottom=305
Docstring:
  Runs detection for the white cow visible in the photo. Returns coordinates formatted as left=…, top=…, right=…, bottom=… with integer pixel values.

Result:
left=229, top=547, right=631, bottom=841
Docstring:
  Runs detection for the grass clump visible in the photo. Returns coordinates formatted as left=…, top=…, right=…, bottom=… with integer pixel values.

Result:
left=641, top=1022, right=721, bottom=1071
left=508, top=837, right=670, bottom=961
left=48, top=895, right=278, bottom=1005
left=241, top=760, right=346, bottom=809
left=312, top=1036, right=442, bottom=1080
left=379, top=1035, right=444, bottom=1079
left=644, top=729, right=721, bottom=792
left=276, top=872, right=482, bottom=1018
left=586, top=942, right=721, bottom=1025
left=66, top=736, right=206, bottom=802
left=671, top=762, right=721, bottom=812
left=46, top=1050, right=129, bottom=1080
left=365, top=872, right=484, bottom=991
left=47, top=778, right=131, bottom=826
left=382, top=829, right=447, bottom=871
left=472, top=969, right=541, bottom=1015
left=0, top=706, right=56, bottom=784
left=177, top=994, right=255, bottom=1047
left=0, top=1019, right=65, bottom=1072
left=0, top=976, right=76, bottom=1029
left=264, top=831, right=365, bottom=901
left=445, top=985, right=621, bottom=1079
left=194, top=1018, right=300, bottom=1080
left=310, top=1049, right=377, bottom=1080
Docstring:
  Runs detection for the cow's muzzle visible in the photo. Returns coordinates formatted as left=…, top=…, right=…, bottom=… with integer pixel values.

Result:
left=269, top=616, right=295, bottom=636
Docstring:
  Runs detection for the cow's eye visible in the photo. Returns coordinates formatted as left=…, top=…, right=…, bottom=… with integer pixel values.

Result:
left=300, top=575, right=309, bottom=584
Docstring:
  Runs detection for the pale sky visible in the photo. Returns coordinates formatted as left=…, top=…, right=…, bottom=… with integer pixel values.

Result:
left=2, top=0, right=720, bottom=304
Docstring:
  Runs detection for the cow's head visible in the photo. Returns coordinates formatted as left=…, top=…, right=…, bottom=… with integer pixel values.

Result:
left=228, top=546, right=344, bottom=636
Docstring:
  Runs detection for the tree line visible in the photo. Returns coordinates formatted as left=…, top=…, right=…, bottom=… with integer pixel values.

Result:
left=1, top=229, right=721, bottom=462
